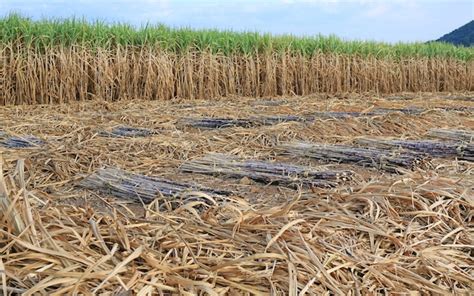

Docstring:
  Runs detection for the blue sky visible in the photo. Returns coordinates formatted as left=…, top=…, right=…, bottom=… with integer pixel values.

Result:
left=1, top=0, right=473, bottom=43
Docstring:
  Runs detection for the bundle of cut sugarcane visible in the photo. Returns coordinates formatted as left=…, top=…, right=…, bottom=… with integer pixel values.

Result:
left=78, top=167, right=231, bottom=205
left=371, top=107, right=423, bottom=115
left=258, top=115, right=309, bottom=125
left=183, top=112, right=371, bottom=129
left=437, top=106, right=474, bottom=112
left=385, top=95, right=415, bottom=101
left=427, top=129, right=474, bottom=143
left=99, top=125, right=156, bottom=137
left=441, top=95, right=474, bottom=102
left=280, top=142, right=424, bottom=172
left=311, top=108, right=423, bottom=119
left=355, top=138, right=473, bottom=160
left=182, top=118, right=255, bottom=129
left=461, top=144, right=474, bottom=161
left=180, top=153, right=352, bottom=187
left=0, top=134, right=44, bottom=148
left=182, top=107, right=453, bottom=130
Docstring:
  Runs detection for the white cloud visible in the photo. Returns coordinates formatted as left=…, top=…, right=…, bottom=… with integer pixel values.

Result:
left=364, top=3, right=390, bottom=17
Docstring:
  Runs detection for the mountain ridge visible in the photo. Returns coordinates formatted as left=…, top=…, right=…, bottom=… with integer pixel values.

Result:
left=436, top=20, right=473, bottom=47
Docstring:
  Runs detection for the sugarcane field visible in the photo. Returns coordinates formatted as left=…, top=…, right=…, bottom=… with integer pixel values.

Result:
left=1, top=13, right=474, bottom=295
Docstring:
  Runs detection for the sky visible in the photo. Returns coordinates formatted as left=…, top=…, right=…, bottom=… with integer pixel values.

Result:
left=1, top=0, right=473, bottom=43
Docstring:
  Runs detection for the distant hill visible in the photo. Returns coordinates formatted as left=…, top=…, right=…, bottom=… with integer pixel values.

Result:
left=437, top=21, right=474, bottom=47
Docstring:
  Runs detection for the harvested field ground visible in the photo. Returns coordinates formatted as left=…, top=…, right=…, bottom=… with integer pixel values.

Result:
left=1, top=92, right=473, bottom=294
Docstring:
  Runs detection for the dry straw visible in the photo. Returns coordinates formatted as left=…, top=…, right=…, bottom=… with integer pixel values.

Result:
left=2, top=46, right=474, bottom=105
left=1, top=156, right=473, bottom=294
left=0, top=93, right=473, bottom=294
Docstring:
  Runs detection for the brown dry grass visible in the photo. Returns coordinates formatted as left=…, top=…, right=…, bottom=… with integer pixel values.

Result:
left=2, top=45, right=473, bottom=105
left=0, top=93, right=473, bottom=294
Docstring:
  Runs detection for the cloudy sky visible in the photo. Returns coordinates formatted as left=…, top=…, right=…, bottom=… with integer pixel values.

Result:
left=1, top=0, right=473, bottom=43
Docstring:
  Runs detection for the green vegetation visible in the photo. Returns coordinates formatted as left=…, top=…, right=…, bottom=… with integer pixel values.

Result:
left=1, top=13, right=473, bottom=60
